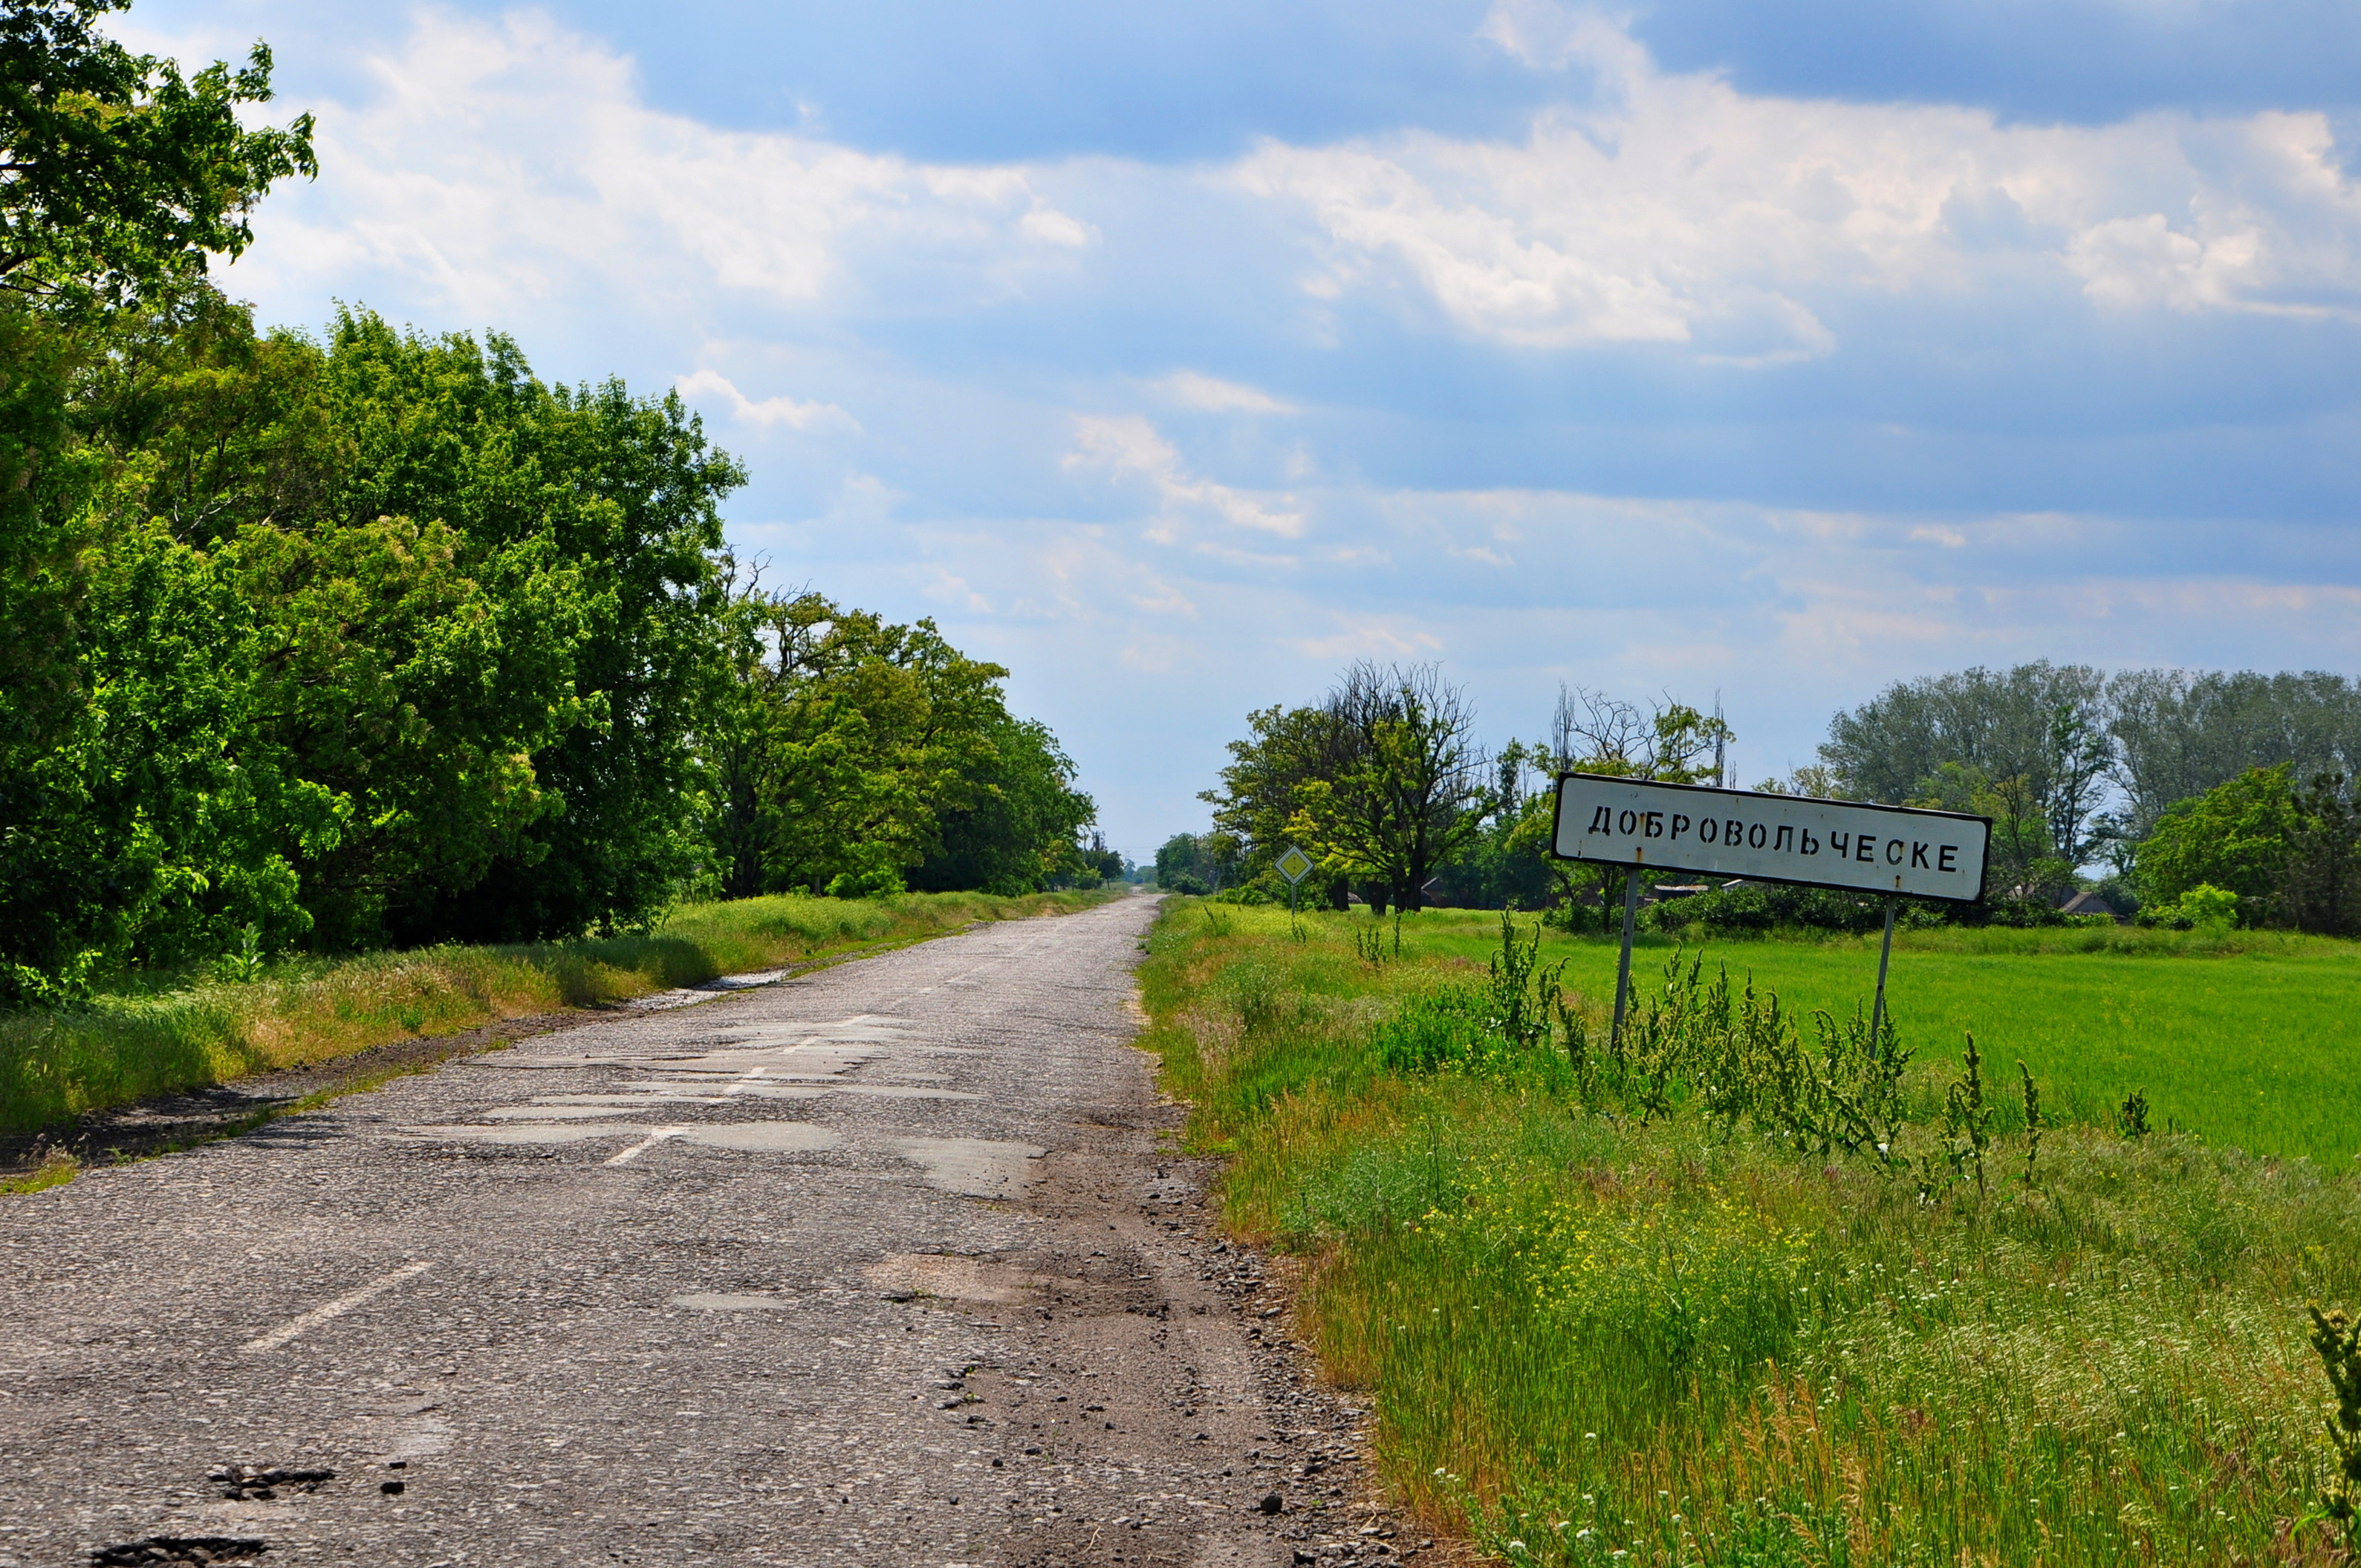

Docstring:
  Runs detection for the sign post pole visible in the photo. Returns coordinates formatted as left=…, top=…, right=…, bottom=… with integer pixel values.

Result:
left=1869, top=895, right=1897, bottom=1057
left=1611, top=868, right=1641, bottom=1048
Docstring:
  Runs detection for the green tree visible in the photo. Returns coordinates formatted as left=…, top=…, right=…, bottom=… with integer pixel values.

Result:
left=233, top=515, right=593, bottom=948
left=912, top=715, right=1097, bottom=895
left=2279, top=774, right=2360, bottom=937
left=1910, top=762, right=2074, bottom=901
left=1819, top=663, right=2110, bottom=859
left=1287, top=663, right=1489, bottom=913
left=0, top=1, right=314, bottom=307
left=302, top=311, right=745, bottom=942
left=2134, top=765, right=2302, bottom=923
left=2108, top=668, right=2361, bottom=840
left=0, top=1, right=314, bottom=991
left=1201, top=700, right=1355, bottom=903
left=705, top=583, right=1092, bottom=899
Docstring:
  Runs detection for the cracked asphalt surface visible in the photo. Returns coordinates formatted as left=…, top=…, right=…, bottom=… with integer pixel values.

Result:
left=0, top=896, right=1431, bottom=1567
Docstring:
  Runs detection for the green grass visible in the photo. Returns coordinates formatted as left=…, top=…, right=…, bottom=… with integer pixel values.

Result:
left=1279, top=909, right=2361, bottom=1165
left=0, top=888, right=1120, bottom=1137
left=1138, top=901, right=2361, bottom=1567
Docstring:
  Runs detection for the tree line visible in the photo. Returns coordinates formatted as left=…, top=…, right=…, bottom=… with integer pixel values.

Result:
left=1175, top=658, right=2361, bottom=935
left=1815, top=663, right=2361, bottom=931
left=0, top=4, right=1102, bottom=1001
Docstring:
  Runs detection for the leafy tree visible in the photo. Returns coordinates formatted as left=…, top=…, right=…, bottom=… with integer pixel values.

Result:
left=2279, top=774, right=2360, bottom=937
left=1288, top=663, right=1489, bottom=913
left=706, top=582, right=1093, bottom=899
left=912, top=714, right=1097, bottom=895
left=0, top=1, right=314, bottom=307
left=0, top=516, right=293, bottom=992
left=1427, top=739, right=1556, bottom=911
left=1201, top=700, right=1356, bottom=904
left=0, top=1, right=314, bottom=991
left=308, top=312, right=746, bottom=942
left=1820, top=663, right=2109, bottom=862
left=1909, top=763, right=2074, bottom=900
left=2134, top=765, right=2302, bottom=923
left=2107, top=668, right=2361, bottom=841
left=233, top=516, right=593, bottom=947
left=1153, top=832, right=1238, bottom=895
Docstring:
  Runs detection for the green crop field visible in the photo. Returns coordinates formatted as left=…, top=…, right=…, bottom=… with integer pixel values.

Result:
left=1340, top=912, right=2361, bottom=1166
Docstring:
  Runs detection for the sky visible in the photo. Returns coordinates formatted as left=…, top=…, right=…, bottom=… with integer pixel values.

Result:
left=122, top=0, right=2361, bottom=861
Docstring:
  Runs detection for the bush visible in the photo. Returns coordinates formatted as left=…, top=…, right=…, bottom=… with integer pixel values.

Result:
left=1641, top=882, right=1944, bottom=935
left=2137, top=881, right=2240, bottom=930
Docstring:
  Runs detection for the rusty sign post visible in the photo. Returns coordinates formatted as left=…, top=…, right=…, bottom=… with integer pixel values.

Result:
left=1549, top=774, right=1992, bottom=1051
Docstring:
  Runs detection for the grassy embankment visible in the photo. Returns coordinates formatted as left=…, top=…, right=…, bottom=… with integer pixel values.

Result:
left=1140, top=901, right=2361, bottom=1567
left=0, top=888, right=1118, bottom=1139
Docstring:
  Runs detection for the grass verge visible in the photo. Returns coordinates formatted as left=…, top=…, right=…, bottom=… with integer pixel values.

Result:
left=0, top=888, right=1119, bottom=1137
left=1140, top=900, right=2361, bottom=1567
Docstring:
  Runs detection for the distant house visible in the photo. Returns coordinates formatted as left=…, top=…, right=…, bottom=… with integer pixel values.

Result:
left=2056, top=889, right=2118, bottom=919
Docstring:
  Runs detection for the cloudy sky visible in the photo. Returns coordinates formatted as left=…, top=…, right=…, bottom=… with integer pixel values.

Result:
left=129, top=0, right=2361, bottom=857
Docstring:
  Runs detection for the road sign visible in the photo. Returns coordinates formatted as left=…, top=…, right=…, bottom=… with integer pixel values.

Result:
left=1550, top=774, right=1990, bottom=902
left=1276, top=846, right=1314, bottom=885
left=1549, top=772, right=1992, bottom=1052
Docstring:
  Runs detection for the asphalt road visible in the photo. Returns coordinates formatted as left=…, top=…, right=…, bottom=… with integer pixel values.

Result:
left=0, top=895, right=1421, bottom=1568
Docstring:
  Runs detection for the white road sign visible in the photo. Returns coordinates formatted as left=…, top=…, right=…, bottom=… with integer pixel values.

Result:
left=1550, top=773, right=1991, bottom=902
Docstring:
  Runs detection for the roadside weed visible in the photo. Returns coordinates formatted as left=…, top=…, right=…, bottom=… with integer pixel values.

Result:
left=1140, top=897, right=2361, bottom=1567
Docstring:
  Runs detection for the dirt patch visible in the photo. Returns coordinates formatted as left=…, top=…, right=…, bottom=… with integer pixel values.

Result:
left=889, top=1058, right=1475, bottom=1567
left=868, top=1252, right=1050, bottom=1305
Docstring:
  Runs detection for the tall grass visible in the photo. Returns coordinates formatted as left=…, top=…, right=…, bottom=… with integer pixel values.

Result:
left=0, top=888, right=1117, bottom=1135
left=1139, top=901, right=2361, bottom=1566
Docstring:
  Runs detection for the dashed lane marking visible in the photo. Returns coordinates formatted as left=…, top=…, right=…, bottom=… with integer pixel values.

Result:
left=239, top=1260, right=433, bottom=1354
left=604, top=1125, right=695, bottom=1166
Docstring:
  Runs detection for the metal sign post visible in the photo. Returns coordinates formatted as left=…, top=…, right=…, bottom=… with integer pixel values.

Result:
left=1276, top=845, right=1314, bottom=917
left=1868, top=895, right=1897, bottom=1055
left=1611, top=868, right=1641, bottom=1047
left=1548, top=773, right=1990, bottom=1053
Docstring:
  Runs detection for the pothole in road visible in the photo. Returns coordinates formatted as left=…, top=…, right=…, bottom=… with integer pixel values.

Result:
left=208, top=1465, right=333, bottom=1501
left=91, top=1537, right=265, bottom=1565
left=866, top=1253, right=1046, bottom=1304
left=883, top=1137, right=1046, bottom=1198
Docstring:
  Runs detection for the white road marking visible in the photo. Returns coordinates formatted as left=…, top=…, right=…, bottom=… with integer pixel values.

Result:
left=605, top=1125, right=694, bottom=1166
left=240, top=1260, right=432, bottom=1354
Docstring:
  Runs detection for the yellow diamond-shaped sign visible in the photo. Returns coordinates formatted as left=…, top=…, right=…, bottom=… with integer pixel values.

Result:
left=1276, top=846, right=1314, bottom=884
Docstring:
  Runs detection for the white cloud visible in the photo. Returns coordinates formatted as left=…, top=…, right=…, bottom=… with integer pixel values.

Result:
left=1236, top=10, right=2361, bottom=351
left=1153, top=370, right=1297, bottom=414
left=233, top=10, right=1096, bottom=320
left=674, top=369, right=857, bottom=431
left=1065, top=414, right=1306, bottom=538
